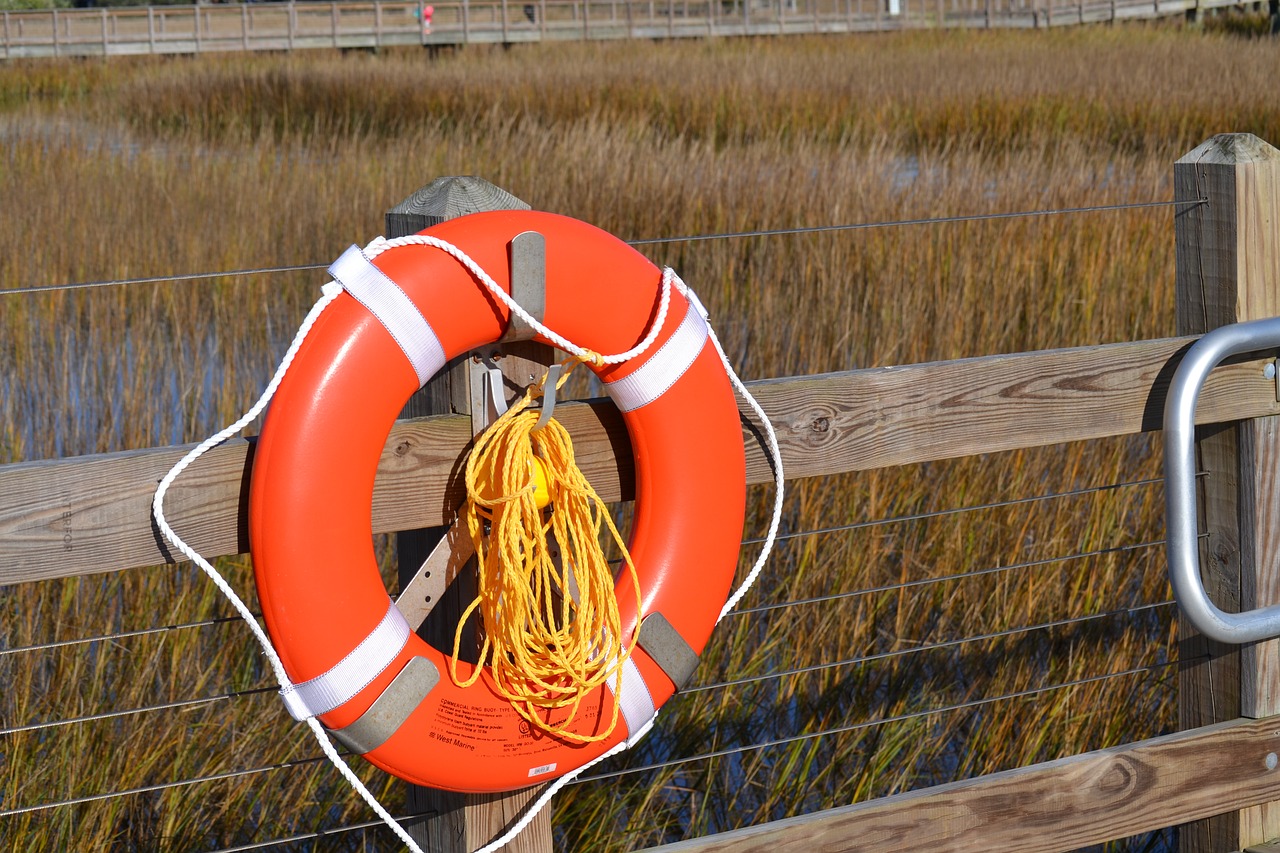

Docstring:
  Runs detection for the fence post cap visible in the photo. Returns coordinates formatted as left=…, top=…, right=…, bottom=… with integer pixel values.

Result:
left=1178, top=133, right=1280, bottom=166
left=388, top=176, right=530, bottom=232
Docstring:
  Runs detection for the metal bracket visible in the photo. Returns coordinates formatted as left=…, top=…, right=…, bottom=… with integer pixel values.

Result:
left=1165, top=316, right=1280, bottom=644
left=463, top=229, right=549, bottom=433
left=499, top=230, right=546, bottom=343
left=327, top=656, right=441, bottom=755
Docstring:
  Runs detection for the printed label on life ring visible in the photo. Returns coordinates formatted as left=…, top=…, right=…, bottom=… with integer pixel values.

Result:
left=431, top=698, right=601, bottom=758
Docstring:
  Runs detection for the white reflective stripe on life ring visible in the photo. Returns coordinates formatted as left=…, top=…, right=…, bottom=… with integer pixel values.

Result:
left=604, top=301, right=709, bottom=413
left=279, top=600, right=412, bottom=721
left=605, top=654, right=656, bottom=745
left=328, top=245, right=447, bottom=387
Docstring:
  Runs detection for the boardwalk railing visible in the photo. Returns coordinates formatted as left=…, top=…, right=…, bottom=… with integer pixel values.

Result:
left=0, top=0, right=1251, bottom=60
left=3, top=133, right=1280, bottom=850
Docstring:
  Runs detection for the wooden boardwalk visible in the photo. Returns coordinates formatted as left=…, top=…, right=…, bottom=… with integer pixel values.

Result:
left=0, top=0, right=1250, bottom=60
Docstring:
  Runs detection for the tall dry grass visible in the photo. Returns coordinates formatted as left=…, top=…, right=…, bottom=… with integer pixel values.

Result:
left=1, top=22, right=1275, bottom=851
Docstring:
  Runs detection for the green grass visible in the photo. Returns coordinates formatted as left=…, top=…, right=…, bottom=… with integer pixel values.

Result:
left=1, top=22, right=1275, bottom=851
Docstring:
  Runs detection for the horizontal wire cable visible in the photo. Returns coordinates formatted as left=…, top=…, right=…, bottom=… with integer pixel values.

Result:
left=577, top=654, right=1194, bottom=784
left=2, top=533, right=1175, bottom=736
left=0, top=685, right=276, bottom=738
left=0, top=477, right=1181, bottom=738
left=726, top=538, right=1167, bottom=619
left=1, top=199, right=1204, bottom=297
left=0, top=753, right=335, bottom=819
left=741, top=475, right=1164, bottom=548
left=690, top=599, right=1174, bottom=695
left=3, top=651, right=1188, bottom=821
left=1, top=611, right=1184, bottom=817
left=0, top=491, right=1177, bottom=733
left=626, top=198, right=1206, bottom=246
left=0, top=263, right=328, bottom=297
left=0, top=478, right=1166, bottom=658
left=208, top=814, right=435, bottom=852
left=0, top=540, right=1172, bottom=736
left=0, top=612, right=252, bottom=658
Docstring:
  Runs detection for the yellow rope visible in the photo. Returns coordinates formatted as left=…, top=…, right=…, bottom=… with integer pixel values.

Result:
left=453, top=353, right=642, bottom=743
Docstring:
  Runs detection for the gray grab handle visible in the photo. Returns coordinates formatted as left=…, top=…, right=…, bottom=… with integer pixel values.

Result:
left=1165, top=317, right=1280, bottom=644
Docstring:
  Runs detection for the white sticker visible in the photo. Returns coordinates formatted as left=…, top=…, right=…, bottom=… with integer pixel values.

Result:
left=528, top=763, right=558, bottom=778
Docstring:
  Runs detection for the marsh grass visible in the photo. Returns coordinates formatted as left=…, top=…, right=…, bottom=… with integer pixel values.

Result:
left=1, top=23, right=1275, bottom=851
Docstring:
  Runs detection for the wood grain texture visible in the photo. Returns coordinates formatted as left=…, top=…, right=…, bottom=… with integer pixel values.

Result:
left=404, top=782, right=554, bottom=852
left=1246, top=840, right=1280, bottom=853
left=1242, top=416, right=1280, bottom=720
left=746, top=337, right=1277, bottom=483
left=636, top=717, right=1280, bottom=853
left=1240, top=425, right=1280, bottom=853
left=385, top=175, right=530, bottom=240
left=1175, top=134, right=1280, bottom=327
left=1175, top=133, right=1280, bottom=852
left=3, top=335, right=1278, bottom=587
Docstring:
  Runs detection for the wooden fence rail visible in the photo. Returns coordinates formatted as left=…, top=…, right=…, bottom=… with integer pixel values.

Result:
left=3, top=133, right=1280, bottom=850
left=3, top=336, right=1278, bottom=587
left=639, top=718, right=1280, bottom=853
left=0, top=0, right=1258, bottom=60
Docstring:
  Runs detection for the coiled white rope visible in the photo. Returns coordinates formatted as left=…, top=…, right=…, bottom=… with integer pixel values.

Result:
left=152, top=234, right=784, bottom=853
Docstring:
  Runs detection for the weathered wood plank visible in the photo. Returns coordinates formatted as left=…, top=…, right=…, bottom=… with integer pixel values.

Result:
left=750, top=337, right=1278, bottom=483
left=2, top=335, right=1277, bottom=587
left=1175, top=133, right=1280, bottom=852
left=636, top=717, right=1280, bottom=853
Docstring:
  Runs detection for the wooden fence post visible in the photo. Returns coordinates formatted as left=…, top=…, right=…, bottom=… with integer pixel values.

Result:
left=385, top=176, right=556, bottom=853
left=1175, top=133, right=1280, bottom=853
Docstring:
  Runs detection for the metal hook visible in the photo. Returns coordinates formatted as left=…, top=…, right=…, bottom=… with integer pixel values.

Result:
left=533, top=363, right=562, bottom=433
left=486, top=362, right=509, bottom=419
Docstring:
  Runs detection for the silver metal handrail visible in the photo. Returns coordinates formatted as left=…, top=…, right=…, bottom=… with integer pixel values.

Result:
left=1165, top=316, right=1280, bottom=644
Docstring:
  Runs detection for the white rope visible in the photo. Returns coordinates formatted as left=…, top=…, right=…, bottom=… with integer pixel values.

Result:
left=151, top=234, right=784, bottom=853
left=364, top=235, right=678, bottom=366
left=152, top=283, right=430, bottom=853
left=696, top=298, right=785, bottom=623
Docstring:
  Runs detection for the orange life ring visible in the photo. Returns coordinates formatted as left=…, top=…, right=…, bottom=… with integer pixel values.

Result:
left=247, top=210, right=746, bottom=793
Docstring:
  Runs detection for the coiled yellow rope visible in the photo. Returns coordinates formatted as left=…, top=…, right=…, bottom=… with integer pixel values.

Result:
left=453, top=353, right=642, bottom=743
